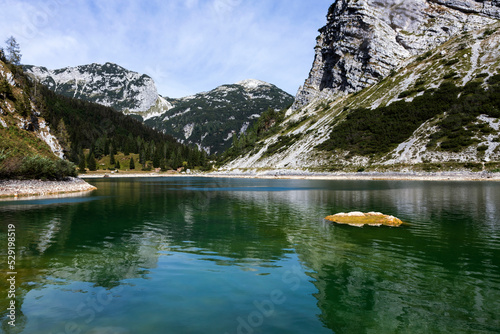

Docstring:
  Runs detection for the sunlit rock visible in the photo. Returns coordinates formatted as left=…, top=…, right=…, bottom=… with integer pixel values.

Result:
left=325, top=211, right=403, bottom=227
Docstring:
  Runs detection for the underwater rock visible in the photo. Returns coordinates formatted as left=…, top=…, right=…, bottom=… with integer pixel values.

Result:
left=325, top=211, right=403, bottom=227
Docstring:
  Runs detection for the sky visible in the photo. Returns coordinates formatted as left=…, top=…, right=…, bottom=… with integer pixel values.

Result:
left=0, top=0, right=332, bottom=98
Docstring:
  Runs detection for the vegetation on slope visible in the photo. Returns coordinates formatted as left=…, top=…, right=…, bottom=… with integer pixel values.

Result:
left=218, top=107, right=286, bottom=165
left=1, top=49, right=77, bottom=179
left=40, top=85, right=210, bottom=172
left=316, top=75, right=500, bottom=156
left=145, top=84, right=293, bottom=154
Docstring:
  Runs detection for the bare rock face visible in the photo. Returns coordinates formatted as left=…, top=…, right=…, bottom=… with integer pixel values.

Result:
left=292, top=0, right=499, bottom=109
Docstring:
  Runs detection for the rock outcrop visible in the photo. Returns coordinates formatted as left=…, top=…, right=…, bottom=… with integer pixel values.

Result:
left=325, top=212, right=403, bottom=227
left=293, top=0, right=499, bottom=109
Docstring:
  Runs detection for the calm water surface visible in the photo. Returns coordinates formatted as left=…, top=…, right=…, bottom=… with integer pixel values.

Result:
left=1, top=177, right=500, bottom=333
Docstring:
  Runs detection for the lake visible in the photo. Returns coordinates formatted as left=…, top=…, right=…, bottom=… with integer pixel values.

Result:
left=1, top=177, right=500, bottom=333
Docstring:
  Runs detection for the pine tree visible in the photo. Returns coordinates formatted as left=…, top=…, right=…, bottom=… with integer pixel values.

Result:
left=0, top=78, right=13, bottom=100
left=160, top=158, right=167, bottom=171
left=87, top=152, right=97, bottom=171
left=129, top=157, right=135, bottom=170
left=124, top=143, right=130, bottom=156
left=170, top=151, right=180, bottom=169
left=5, top=36, right=21, bottom=65
left=56, top=120, right=71, bottom=153
left=78, top=150, right=86, bottom=173
left=110, top=148, right=115, bottom=165
left=153, top=148, right=161, bottom=168
left=139, top=148, right=146, bottom=165
left=15, top=93, right=31, bottom=117
left=115, top=160, right=121, bottom=170
left=104, top=139, right=110, bottom=156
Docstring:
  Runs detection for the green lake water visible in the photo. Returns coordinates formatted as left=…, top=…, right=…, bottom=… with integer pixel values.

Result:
left=1, top=177, right=500, bottom=333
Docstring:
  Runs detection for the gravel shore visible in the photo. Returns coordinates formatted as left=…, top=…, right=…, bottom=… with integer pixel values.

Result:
left=0, top=177, right=97, bottom=198
left=80, top=169, right=500, bottom=181
left=208, top=170, right=500, bottom=181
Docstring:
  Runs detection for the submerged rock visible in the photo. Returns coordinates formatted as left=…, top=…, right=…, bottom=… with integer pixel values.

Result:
left=325, top=211, right=403, bottom=227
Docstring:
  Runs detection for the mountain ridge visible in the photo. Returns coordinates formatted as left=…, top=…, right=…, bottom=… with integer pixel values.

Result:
left=24, top=63, right=293, bottom=154
left=146, top=80, right=294, bottom=154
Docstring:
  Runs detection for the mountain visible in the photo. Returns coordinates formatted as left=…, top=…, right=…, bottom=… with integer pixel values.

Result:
left=23, top=62, right=173, bottom=119
left=145, top=79, right=294, bottom=154
left=24, top=64, right=294, bottom=155
left=221, top=0, right=500, bottom=172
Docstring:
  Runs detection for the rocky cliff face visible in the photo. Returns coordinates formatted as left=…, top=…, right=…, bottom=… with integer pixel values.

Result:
left=24, top=62, right=165, bottom=116
left=293, top=0, right=500, bottom=109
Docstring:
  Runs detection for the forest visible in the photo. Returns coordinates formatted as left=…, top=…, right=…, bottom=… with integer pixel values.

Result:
left=1, top=49, right=210, bottom=179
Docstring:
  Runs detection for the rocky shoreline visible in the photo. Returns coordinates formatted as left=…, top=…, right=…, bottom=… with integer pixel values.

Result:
left=79, top=169, right=500, bottom=181
left=209, top=170, right=500, bottom=181
left=0, top=177, right=97, bottom=198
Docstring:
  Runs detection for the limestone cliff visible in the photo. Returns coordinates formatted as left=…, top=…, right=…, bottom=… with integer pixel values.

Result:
left=293, top=0, right=499, bottom=109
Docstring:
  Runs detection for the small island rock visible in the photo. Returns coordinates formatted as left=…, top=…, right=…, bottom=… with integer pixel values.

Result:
left=325, top=211, right=403, bottom=227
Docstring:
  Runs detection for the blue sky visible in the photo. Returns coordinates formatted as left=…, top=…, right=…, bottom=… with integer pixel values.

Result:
left=0, top=0, right=332, bottom=98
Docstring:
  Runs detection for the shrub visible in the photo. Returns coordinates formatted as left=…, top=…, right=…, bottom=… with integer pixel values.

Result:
left=484, top=29, right=495, bottom=37
left=18, top=155, right=77, bottom=180
left=445, top=59, right=459, bottom=66
left=416, top=51, right=432, bottom=62
left=444, top=72, right=458, bottom=80
left=477, top=145, right=488, bottom=152
left=398, top=90, right=414, bottom=98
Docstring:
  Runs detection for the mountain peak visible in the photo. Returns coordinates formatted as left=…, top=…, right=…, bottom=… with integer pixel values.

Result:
left=235, top=79, right=271, bottom=90
left=24, top=62, right=159, bottom=113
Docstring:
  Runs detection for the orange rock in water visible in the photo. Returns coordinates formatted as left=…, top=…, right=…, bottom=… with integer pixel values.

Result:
left=325, top=211, right=403, bottom=227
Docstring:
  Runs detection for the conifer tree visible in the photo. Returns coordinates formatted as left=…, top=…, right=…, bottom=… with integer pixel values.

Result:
left=78, top=150, right=86, bottom=173
left=104, top=139, right=110, bottom=156
left=153, top=149, right=161, bottom=168
left=0, top=78, right=13, bottom=100
left=87, top=151, right=97, bottom=171
left=129, top=157, right=135, bottom=170
left=5, top=36, right=21, bottom=65
left=160, top=158, right=167, bottom=171
left=57, top=120, right=71, bottom=152
left=115, top=159, right=120, bottom=170
left=110, top=148, right=115, bottom=165
left=139, top=148, right=146, bottom=165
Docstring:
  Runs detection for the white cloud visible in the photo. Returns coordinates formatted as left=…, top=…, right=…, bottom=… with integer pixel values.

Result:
left=1, top=0, right=332, bottom=98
